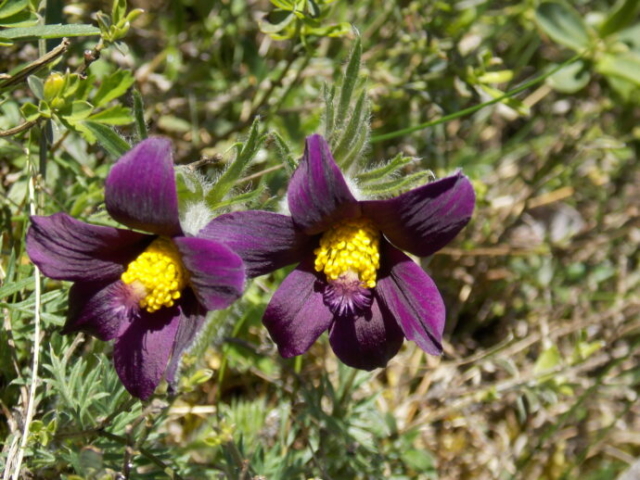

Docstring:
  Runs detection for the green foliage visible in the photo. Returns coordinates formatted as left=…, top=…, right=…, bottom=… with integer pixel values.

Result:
left=260, top=0, right=350, bottom=44
left=535, top=0, right=640, bottom=101
left=536, top=2, right=591, bottom=52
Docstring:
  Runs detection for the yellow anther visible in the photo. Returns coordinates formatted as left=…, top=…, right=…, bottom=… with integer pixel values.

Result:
left=313, top=217, right=381, bottom=288
left=121, top=237, right=188, bottom=313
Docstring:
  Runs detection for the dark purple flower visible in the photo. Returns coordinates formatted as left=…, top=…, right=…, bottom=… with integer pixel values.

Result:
left=201, top=134, right=476, bottom=370
left=26, top=138, right=245, bottom=399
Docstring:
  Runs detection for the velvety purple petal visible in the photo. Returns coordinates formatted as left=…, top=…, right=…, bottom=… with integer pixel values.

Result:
left=199, top=211, right=313, bottom=277
left=174, top=237, right=245, bottom=311
left=165, top=289, right=206, bottom=390
left=64, top=280, right=137, bottom=341
left=375, top=241, right=444, bottom=355
left=263, top=259, right=333, bottom=358
left=105, top=137, right=182, bottom=237
left=361, top=171, right=475, bottom=257
left=113, top=306, right=181, bottom=399
left=328, top=296, right=404, bottom=370
left=26, top=213, right=150, bottom=282
left=288, top=134, right=360, bottom=235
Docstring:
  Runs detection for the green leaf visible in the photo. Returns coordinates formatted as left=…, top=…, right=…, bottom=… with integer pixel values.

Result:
left=0, top=277, right=32, bottom=300
left=335, top=35, right=361, bottom=133
left=618, top=23, right=640, bottom=49
left=341, top=119, right=369, bottom=169
left=20, top=101, right=40, bottom=121
left=132, top=88, right=147, bottom=140
left=355, top=153, right=414, bottom=182
left=269, top=130, right=296, bottom=171
left=92, top=70, right=135, bottom=107
left=111, top=0, right=127, bottom=25
left=599, top=0, right=640, bottom=38
left=534, top=345, right=562, bottom=375
left=0, top=11, right=38, bottom=28
left=270, top=0, right=295, bottom=10
left=605, top=75, right=637, bottom=101
left=0, top=0, right=37, bottom=27
left=477, top=70, right=514, bottom=84
left=360, top=171, right=432, bottom=197
left=79, top=121, right=130, bottom=157
left=322, top=83, right=336, bottom=138
left=259, top=11, right=295, bottom=35
left=62, top=100, right=93, bottom=122
left=547, top=60, right=590, bottom=93
left=214, top=184, right=267, bottom=209
left=303, top=20, right=351, bottom=38
left=0, top=0, right=29, bottom=19
left=0, top=23, right=100, bottom=41
left=206, top=118, right=265, bottom=208
left=333, top=90, right=368, bottom=168
left=87, top=105, right=132, bottom=125
left=27, top=75, right=43, bottom=100
left=597, top=52, right=640, bottom=86
left=535, top=2, right=591, bottom=52
left=401, top=449, right=436, bottom=472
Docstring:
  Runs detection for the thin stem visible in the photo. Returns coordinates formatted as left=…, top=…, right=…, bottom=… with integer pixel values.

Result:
left=11, top=136, right=43, bottom=480
left=370, top=52, right=585, bottom=143
left=0, top=120, right=39, bottom=137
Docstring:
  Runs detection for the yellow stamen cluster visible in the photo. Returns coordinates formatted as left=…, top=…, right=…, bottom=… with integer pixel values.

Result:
left=121, top=237, right=188, bottom=313
left=314, top=217, right=381, bottom=288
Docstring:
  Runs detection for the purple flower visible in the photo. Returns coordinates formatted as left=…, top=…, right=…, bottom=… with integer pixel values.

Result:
left=26, top=138, right=245, bottom=399
left=201, top=134, right=475, bottom=370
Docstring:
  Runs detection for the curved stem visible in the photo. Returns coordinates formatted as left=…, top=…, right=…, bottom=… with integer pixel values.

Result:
left=370, top=52, right=586, bottom=143
left=0, top=120, right=39, bottom=138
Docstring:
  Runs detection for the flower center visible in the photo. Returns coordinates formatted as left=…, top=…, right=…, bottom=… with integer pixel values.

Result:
left=314, top=217, right=381, bottom=288
left=121, top=237, right=188, bottom=313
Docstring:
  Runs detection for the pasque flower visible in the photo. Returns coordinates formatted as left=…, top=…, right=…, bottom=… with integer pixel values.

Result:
left=201, top=134, right=475, bottom=369
left=26, top=138, right=245, bottom=399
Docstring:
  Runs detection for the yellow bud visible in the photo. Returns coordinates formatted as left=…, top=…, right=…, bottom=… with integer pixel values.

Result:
left=43, top=72, right=65, bottom=101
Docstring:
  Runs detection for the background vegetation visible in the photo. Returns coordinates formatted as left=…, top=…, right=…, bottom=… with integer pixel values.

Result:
left=1, top=0, right=639, bottom=479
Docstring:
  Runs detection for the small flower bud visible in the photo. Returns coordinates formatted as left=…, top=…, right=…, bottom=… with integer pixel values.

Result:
left=43, top=72, right=64, bottom=101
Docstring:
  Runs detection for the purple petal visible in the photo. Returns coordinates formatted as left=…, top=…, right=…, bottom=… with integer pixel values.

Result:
left=174, top=236, right=245, bottom=311
left=65, top=280, right=137, bottom=341
left=113, top=306, right=181, bottom=399
left=165, top=289, right=206, bottom=390
left=328, top=295, right=404, bottom=370
left=288, top=134, right=360, bottom=235
left=375, top=241, right=444, bottom=355
left=26, top=213, right=150, bottom=282
left=200, top=211, right=312, bottom=278
left=105, top=137, right=182, bottom=237
left=361, top=171, right=475, bottom=257
left=263, top=259, right=333, bottom=358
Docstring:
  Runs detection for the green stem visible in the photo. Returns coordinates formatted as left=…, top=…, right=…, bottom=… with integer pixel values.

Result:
left=370, top=52, right=585, bottom=143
